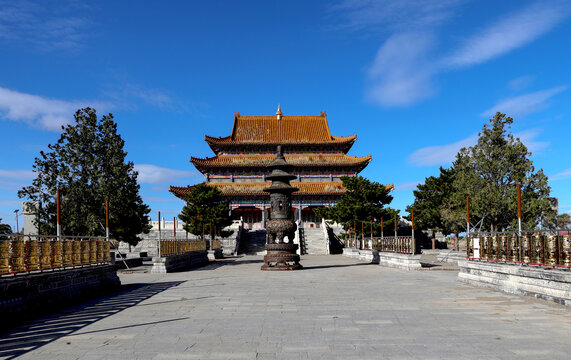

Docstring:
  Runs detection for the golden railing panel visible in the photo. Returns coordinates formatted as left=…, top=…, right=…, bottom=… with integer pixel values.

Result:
left=72, top=240, right=81, bottom=265
left=561, top=235, right=571, bottom=267
left=96, top=240, right=104, bottom=263
left=89, top=239, right=97, bottom=264
left=81, top=241, right=90, bottom=265
left=0, top=240, right=10, bottom=275
left=103, top=241, right=111, bottom=262
left=544, top=235, right=558, bottom=266
left=62, top=239, right=73, bottom=267
left=52, top=240, right=63, bottom=268
left=40, top=240, right=52, bottom=270
left=26, top=240, right=40, bottom=271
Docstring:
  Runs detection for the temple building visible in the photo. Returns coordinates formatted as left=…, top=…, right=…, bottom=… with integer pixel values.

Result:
left=170, top=106, right=372, bottom=230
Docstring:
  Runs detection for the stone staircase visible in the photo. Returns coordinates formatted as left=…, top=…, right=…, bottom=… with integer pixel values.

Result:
left=239, top=230, right=267, bottom=255
left=300, top=227, right=328, bottom=255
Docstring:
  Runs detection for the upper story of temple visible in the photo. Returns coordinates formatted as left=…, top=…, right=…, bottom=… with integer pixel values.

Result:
left=191, top=106, right=371, bottom=183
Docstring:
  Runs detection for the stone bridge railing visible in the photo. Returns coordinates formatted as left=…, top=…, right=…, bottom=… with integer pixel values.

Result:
left=0, top=234, right=111, bottom=275
left=466, top=232, right=571, bottom=268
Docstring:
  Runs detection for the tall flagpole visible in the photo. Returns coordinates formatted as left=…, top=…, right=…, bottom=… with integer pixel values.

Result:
left=56, top=187, right=61, bottom=239
left=106, top=199, right=109, bottom=242
left=158, top=211, right=161, bottom=257
left=466, top=196, right=470, bottom=255
left=517, top=184, right=522, bottom=236
left=411, top=210, right=415, bottom=254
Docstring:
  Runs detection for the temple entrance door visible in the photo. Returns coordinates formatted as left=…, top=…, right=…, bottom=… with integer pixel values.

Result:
left=233, top=207, right=263, bottom=230
left=301, top=206, right=323, bottom=229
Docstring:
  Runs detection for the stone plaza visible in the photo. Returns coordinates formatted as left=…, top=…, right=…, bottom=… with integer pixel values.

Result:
left=1, top=255, right=569, bottom=360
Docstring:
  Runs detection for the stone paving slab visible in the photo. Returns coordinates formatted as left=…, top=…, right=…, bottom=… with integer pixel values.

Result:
left=0, top=255, right=569, bottom=359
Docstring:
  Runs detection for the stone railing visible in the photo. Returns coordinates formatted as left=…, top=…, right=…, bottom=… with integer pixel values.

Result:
left=372, top=236, right=415, bottom=254
left=466, top=232, right=571, bottom=268
left=0, top=234, right=111, bottom=276
left=159, top=239, right=207, bottom=257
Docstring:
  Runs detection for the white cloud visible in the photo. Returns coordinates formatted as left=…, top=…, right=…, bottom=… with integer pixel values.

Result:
left=0, top=169, right=35, bottom=181
left=134, top=164, right=201, bottom=184
left=514, top=128, right=549, bottom=154
left=333, top=1, right=570, bottom=108
left=0, top=87, right=109, bottom=131
left=0, top=0, right=93, bottom=51
left=445, top=2, right=570, bottom=67
left=395, top=181, right=421, bottom=191
left=481, top=86, right=567, bottom=117
left=408, top=127, right=550, bottom=167
left=507, top=75, right=535, bottom=91
left=328, top=0, right=461, bottom=32
left=366, top=32, right=437, bottom=106
left=551, top=169, right=571, bottom=181
left=407, top=134, right=478, bottom=166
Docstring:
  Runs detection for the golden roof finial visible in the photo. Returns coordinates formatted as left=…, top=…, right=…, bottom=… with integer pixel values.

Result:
left=276, top=104, right=282, bottom=120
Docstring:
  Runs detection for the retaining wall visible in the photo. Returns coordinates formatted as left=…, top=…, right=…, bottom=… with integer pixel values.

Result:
left=0, top=265, right=120, bottom=328
left=378, top=252, right=422, bottom=270
left=458, top=260, right=571, bottom=306
left=151, top=251, right=209, bottom=273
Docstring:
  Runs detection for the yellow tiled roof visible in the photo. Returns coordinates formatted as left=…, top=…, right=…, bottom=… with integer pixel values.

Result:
left=190, top=154, right=372, bottom=168
left=204, top=112, right=357, bottom=144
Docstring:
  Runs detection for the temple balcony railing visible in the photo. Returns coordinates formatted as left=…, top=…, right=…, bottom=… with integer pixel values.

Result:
left=466, top=231, right=571, bottom=268
left=158, top=238, right=207, bottom=257
left=0, top=234, right=111, bottom=276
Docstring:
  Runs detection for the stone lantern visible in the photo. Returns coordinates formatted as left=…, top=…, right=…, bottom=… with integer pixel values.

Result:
left=261, top=145, right=303, bottom=270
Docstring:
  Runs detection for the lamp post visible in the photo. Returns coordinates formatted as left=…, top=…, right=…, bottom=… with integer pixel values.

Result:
left=14, top=209, right=20, bottom=234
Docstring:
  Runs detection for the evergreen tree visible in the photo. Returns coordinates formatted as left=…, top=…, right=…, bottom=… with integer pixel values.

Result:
left=18, top=108, right=151, bottom=245
left=557, top=213, right=571, bottom=230
left=406, top=167, right=455, bottom=235
left=315, top=176, right=396, bottom=236
left=178, top=183, right=233, bottom=238
left=451, top=112, right=554, bottom=232
left=0, top=218, right=12, bottom=238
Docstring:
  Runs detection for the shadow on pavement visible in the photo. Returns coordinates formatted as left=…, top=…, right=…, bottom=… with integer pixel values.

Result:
left=302, top=262, right=373, bottom=270
left=193, top=258, right=264, bottom=270
left=0, top=281, right=184, bottom=360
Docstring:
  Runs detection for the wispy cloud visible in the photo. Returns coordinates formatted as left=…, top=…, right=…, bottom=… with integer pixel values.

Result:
left=408, top=127, right=550, bottom=167
left=407, top=134, right=477, bottom=166
left=366, top=32, right=437, bottom=106
left=507, top=75, right=535, bottom=91
left=551, top=169, right=571, bottom=181
left=332, top=1, right=571, bottom=107
left=0, top=169, right=35, bottom=181
left=514, top=128, right=550, bottom=154
left=481, top=86, right=567, bottom=117
left=328, top=0, right=461, bottom=32
left=445, top=1, right=570, bottom=67
left=134, top=164, right=202, bottom=185
left=0, top=0, right=94, bottom=51
left=0, top=87, right=109, bottom=131
left=395, top=181, right=421, bottom=191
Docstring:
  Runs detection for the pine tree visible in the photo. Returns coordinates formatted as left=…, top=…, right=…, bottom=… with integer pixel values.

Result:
left=315, top=176, right=396, bottom=236
left=178, top=183, right=233, bottom=238
left=0, top=218, right=12, bottom=238
left=451, top=112, right=554, bottom=232
left=18, top=108, right=151, bottom=245
left=406, top=167, right=455, bottom=235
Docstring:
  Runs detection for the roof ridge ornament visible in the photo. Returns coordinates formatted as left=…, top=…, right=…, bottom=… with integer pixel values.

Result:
left=276, top=104, right=282, bottom=120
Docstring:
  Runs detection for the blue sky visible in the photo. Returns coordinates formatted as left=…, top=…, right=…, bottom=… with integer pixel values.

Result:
left=1, top=0, right=571, bottom=230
